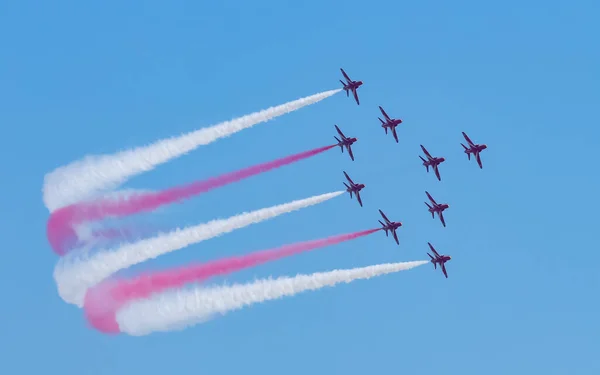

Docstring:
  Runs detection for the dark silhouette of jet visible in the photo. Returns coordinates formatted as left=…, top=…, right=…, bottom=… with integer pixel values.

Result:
left=343, top=171, right=365, bottom=207
left=427, top=242, right=452, bottom=278
left=378, top=209, right=402, bottom=245
left=377, top=106, right=403, bottom=143
left=340, top=68, right=363, bottom=105
left=461, top=131, right=487, bottom=169
left=419, top=145, right=446, bottom=181
left=334, top=125, right=358, bottom=161
left=425, top=191, right=449, bottom=227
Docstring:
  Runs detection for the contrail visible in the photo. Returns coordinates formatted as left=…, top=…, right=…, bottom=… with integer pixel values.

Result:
left=47, top=144, right=337, bottom=255
left=111, top=260, right=428, bottom=336
left=54, top=190, right=345, bottom=307
left=43, top=89, right=342, bottom=212
left=83, top=228, right=380, bottom=333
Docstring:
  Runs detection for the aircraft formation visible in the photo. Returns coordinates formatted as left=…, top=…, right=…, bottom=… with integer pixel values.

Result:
left=337, top=68, right=489, bottom=278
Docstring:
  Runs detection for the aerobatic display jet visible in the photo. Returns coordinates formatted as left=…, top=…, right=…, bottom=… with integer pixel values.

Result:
left=419, top=145, right=446, bottom=181
left=378, top=209, right=403, bottom=245
left=343, top=171, right=365, bottom=207
left=425, top=191, right=449, bottom=227
left=339, top=68, right=363, bottom=105
left=334, top=124, right=358, bottom=161
left=461, top=131, right=487, bottom=169
left=427, top=242, right=452, bottom=278
left=377, top=106, right=403, bottom=143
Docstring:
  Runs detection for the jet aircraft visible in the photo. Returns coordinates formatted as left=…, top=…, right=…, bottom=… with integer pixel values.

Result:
left=334, top=125, right=358, bottom=161
left=427, top=242, right=452, bottom=278
left=378, top=209, right=403, bottom=245
left=343, top=171, right=365, bottom=207
left=425, top=191, right=449, bottom=227
left=340, top=68, right=363, bottom=105
left=461, top=131, right=487, bottom=169
left=378, top=106, right=403, bottom=143
left=419, top=145, right=446, bottom=181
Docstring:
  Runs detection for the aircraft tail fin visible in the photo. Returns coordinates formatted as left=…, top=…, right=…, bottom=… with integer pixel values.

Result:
left=343, top=182, right=352, bottom=198
left=347, top=186, right=353, bottom=198
left=378, top=220, right=388, bottom=236
left=419, top=156, right=429, bottom=171
left=334, top=136, right=344, bottom=152
left=427, top=254, right=436, bottom=269
left=461, top=143, right=471, bottom=159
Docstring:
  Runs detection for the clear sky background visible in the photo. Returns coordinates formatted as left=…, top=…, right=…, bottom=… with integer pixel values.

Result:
left=1, top=0, right=599, bottom=374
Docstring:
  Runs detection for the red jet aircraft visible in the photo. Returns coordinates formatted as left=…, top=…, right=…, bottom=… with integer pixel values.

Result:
left=343, top=171, right=365, bottom=207
left=461, top=131, right=488, bottom=169
left=419, top=145, right=446, bottom=181
left=378, top=106, right=403, bottom=143
left=378, top=209, right=402, bottom=245
left=427, top=242, right=451, bottom=278
left=425, top=191, right=449, bottom=227
left=340, top=68, right=363, bottom=105
left=334, top=125, right=358, bottom=161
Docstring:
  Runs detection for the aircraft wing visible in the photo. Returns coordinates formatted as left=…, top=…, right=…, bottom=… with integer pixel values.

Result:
left=434, top=165, right=441, bottom=181
left=340, top=68, right=351, bottom=82
left=462, top=132, right=475, bottom=147
left=392, top=230, right=399, bottom=245
left=391, top=127, right=399, bottom=143
left=347, top=144, right=355, bottom=161
left=427, top=242, right=440, bottom=257
left=334, top=136, right=343, bottom=149
left=425, top=191, right=437, bottom=205
left=441, top=263, right=448, bottom=278
left=343, top=171, right=354, bottom=184
left=356, top=191, right=363, bottom=207
left=379, top=106, right=392, bottom=121
left=352, top=88, right=360, bottom=105
left=439, top=211, right=446, bottom=227
left=475, top=152, right=483, bottom=169
left=379, top=209, right=391, bottom=223
left=420, top=145, right=433, bottom=159
left=335, top=124, right=346, bottom=139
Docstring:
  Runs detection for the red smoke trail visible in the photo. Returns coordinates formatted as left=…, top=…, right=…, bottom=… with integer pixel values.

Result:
left=47, top=144, right=336, bottom=255
left=83, top=228, right=380, bottom=334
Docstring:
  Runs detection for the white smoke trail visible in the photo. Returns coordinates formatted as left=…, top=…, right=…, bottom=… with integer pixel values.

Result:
left=55, top=190, right=345, bottom=307
left=43, top=89, right=341, bottom=211
left=116, top=260, right=428, bottom=336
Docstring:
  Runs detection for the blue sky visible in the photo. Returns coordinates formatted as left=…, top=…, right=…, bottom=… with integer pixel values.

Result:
left=1, top=0, right=599, bottom=373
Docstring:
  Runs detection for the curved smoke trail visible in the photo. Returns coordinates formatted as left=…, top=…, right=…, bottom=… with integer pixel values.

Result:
left=43, top=89, right=341, bottom=211
left=54, top=191, right=345, bottom=307
left=114, top=261, right=428, bottom=336
left=47, top=144, right=336, bottom=255
left=83, top=229, right=381, bottom=333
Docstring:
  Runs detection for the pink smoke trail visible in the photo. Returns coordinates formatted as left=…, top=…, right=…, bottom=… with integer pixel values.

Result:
left=47, top=144, right=336, bottom=255
left=83, top=228, right=380, bottom=334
